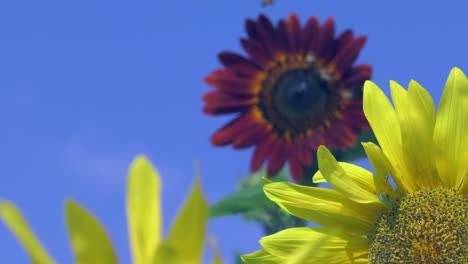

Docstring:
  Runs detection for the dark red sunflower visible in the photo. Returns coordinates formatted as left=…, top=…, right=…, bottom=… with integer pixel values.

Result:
left=203, top=14, right=372, bottom=182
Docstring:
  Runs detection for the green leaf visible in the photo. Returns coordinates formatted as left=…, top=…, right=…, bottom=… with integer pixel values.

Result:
left=166, top=179, right=208, bottom=264
left=126, top=155, right=162, bottom=264
left=0, top=200, right=55, bottom=264
left=209, top=170, right=287, bottom=218
left=65, top=200, right=118, bottom=264
left=209, top=185, right=275, bottom=218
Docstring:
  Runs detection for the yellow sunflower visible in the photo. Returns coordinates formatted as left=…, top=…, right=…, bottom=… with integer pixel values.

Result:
left=242, top=67, right=468, bottom=263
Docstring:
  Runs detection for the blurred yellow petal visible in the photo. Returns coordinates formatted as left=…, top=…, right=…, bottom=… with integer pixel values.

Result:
left=126, top=155, right=162, bottom=264
left=433, top=67, right=468, bottom=188
left=152, top=243, right=182, bottom=264
left=166, top=179, right=208, bottom=264
left=207, top=236, right=224, bottom=264
left=0, top=200, right=55, bottom=264
left=317, top=146, right=381, bottom=204
left=260, top=227, right=368, bottom=263
left=242, top=249, right=284, bottom=264
left=264, top=182, right=385, bottom=234
left=363, top=81, right=411, bottom=193
left=65, top=200, right=118, bottom=264
left=362, top=142, right=400, bottom=200
left=211, top=250, right=224, bottom=264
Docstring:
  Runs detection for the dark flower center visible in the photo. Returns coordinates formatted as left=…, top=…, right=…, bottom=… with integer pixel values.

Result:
left=258, top=62, right=339, bottom=137
left=273, top=69, right=329, bottom=123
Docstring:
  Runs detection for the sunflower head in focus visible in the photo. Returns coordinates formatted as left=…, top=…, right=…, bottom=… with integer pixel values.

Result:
left=242, top=67, right=468, bottom=263
left=203, top=14, right=372, bottom=182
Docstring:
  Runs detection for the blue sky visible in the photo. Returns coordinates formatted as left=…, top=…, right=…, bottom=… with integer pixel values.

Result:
left=1, top=0, right=468, bottom=263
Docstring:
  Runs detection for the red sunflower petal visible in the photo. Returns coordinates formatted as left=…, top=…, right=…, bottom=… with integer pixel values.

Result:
left=286, top=14, right=302, bottom=54
left=241, top=38, right=272, bottom=67
left=233, top=123, right=270, bottom=149
left=210, top=111, right=260, bottom=146
left=312, top=132, right=333, bottom=149
left=218, top=51, right=261, bottom=77
left=342, top=64, right=372, bottom=88
left=340, top=125, right=359, bottom=145
left=294, top=138, right=313, bottom=166
left=276, top=20, right=291, bottom=53
left=256, top=14, right=278, bottom=55
left=345, top=98, right=365, bottom=110
left=342, top=105, right=369, bottom=129
left=317, top=17, right=336, bottom=62
left=266, top=139, right=292, bottom=177
left=302, top=16, right=320, bottom=55
left=250, top=133, right=277, bottom=172
left=203, top=91, right=256, bottom=115
left=289, top=155, right=305, bottom=182
left=204, top=69, right=257, bottom=96
left=326, top=123, right=356, bottom=148
left=307, top=132, right=326, bottom=149
left=245, top=18, right=261, bottom=42
left=328, top=30, right=352, bottom=73
left=332, top=36, right=368, bottom=75
left=335, top=30, right=354, bottom=51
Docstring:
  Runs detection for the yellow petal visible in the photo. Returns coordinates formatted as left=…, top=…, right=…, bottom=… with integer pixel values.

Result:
left=391, top=80, right=439, bottom=189
left=263, top=182, right=385, bottom=234
left=362, top=142, right=400, bottom=200
left=389, top=79, right=408, bottom=111
left=312, top=170, right=326, bottom=184
left=459, top=168, right=468, bottom=195
left=433, top=67, right=468, bottom=188
left=389, top=81, right=417, bottom=191
left=405, top=81, right=438, bottom=186
left=363, top=81, right=411, bottom=193
left=166, top=178, right=208, bottom=264
left=260, top=227, right=368, bottom=263
left=0, top=200, right=55, bottom=264
left=286, top=228, right=332, bottom=264
left=242, top=249, right=284, bottom=264
left=65, top=200, right=118, bottom=264
left=317, top=146, right=381, bottom=204
left=126, top=155, right=161, bottom=264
